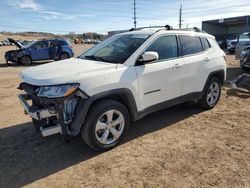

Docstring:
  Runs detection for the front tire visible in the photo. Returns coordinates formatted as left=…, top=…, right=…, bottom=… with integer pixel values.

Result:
left=20, top=55, right=32, bottom=65
left=198, top=77, right=221, bottom=109
left=81, top=99, right=130, bottom=151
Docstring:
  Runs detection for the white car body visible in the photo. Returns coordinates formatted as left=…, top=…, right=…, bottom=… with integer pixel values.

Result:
left=18, top=28, right=227, bottom=148
left=20, top=29, right=226, bottom=111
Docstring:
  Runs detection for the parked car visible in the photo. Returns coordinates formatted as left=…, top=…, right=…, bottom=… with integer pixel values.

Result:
left=18, top=27, right=226, bottom=151
left=216, top=36, right=226, bottom=49
left=0, top=41, right=3, bottom=46
left=235, top=32, right=250, bottom=59
left=93, top=39, right=101, bottom=44
left=19, top=40, right=31, bottom=46
left=2, top=40, right=9, bottom=46
left=240, top=45, right=250, bottom=70
left=5, top=38, right=74, bottom=65
left=226, top=35, right=237, bottom=53
left=84, top=39, right=92, bottom=44
left=5, top=40, right=11, bottom=46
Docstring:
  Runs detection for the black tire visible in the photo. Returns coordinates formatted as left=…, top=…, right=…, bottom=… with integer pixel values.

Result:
left=20, top=55, right=32, bottom=65
left=198, top=77, right=221, bottom=110
left=59, top=53, right=69, bottom=60
left=81, top=99, right=130, bottom=151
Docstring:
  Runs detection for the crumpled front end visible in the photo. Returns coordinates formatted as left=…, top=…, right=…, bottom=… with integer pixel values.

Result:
left=18, top=82, right=89, bottom=137
left=5, top=50, right=20, bottom=63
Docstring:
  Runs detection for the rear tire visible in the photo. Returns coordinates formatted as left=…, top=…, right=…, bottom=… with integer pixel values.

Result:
left=81, top=99, right=129, bottom=151
left=59, top=53, right=69, bottom=60
left=198, top=77, right=221, bottom=109
left=20, top=55, right=32, bottom=65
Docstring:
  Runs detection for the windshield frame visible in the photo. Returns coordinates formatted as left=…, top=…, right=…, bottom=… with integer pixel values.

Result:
left=78, top=33, right=151, bottom=64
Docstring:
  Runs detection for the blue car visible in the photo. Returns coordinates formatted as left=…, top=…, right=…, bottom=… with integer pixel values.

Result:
left=5, top=38, right=74, bottom=65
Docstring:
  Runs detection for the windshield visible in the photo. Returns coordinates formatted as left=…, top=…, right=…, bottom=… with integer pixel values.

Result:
left=79, top=34, right=150, bottom=64
left=239, top=33, right=250, bottom=40
left=23, top=41, right=36, bottom=48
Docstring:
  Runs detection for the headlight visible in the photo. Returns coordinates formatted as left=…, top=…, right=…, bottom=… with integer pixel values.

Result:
left=37, top=84, right=80, bottom=98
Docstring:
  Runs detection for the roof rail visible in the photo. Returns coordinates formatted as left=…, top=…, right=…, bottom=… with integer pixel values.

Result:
left=177, top=27, right=207, bottom=33
left=129, top=25, right=173, bottom=32
left=129, top=25, right=207, bottom=33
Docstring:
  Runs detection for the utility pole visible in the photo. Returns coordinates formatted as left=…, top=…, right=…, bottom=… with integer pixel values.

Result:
left=133, top=0, right=137, bottom=29
left=179, top=4, right=183, bottom=29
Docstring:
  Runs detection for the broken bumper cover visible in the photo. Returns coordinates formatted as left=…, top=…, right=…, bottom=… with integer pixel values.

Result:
left=18, top=94, right=63, bottom=137
left=18, top=94, right=57, bottom=120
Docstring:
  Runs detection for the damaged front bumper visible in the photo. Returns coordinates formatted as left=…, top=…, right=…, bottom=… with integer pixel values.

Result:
left=18, top=83, right=89, bottom=137
left=5, top=50, right=19, bottom=63
left=18, top=93, right=62, bottom=137
left=18, top=94, right=57, bottom=120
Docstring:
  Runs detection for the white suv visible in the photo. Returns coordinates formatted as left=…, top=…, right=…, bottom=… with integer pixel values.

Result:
left=18, top=27, right=227, bottom=150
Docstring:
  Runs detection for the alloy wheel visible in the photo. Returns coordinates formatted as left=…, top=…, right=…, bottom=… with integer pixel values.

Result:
left=206, top=82, right=220, bottom=106
left=21, top=56, right=31, bottom=65
left=95, top=109, right=125, bottom=145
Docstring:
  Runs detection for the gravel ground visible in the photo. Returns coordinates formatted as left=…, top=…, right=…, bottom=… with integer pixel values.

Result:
left=0, top=44, right=249, bottom=188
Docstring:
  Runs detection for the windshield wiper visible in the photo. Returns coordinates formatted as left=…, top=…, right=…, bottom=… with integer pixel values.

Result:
left=84, top=55, right=107, bottom=62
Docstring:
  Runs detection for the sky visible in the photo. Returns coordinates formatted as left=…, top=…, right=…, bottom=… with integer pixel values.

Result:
left=0, top=0, right=249, bottom=34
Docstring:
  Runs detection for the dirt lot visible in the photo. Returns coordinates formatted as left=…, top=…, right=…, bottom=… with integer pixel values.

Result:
left=0, top=44, right=249, bottom=188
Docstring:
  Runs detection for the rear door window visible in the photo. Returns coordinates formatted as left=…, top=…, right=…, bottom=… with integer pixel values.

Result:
left=145, top=35, right=178, bottom=60
left=179, top=35, right=203, bottom=56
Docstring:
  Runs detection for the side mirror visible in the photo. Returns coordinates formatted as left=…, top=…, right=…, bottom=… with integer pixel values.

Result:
left=137, top=51, right=159, bottom=64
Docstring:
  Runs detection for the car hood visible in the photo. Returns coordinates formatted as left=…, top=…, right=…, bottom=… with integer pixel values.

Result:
left=8, top=38, right=23, bottom=49
left=20, top=58, right=117, bottom=86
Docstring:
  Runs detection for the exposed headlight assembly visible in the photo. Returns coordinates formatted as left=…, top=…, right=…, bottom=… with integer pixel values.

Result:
left=37, top=84, right=80, bottom=98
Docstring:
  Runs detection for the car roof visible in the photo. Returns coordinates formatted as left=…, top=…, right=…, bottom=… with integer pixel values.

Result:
left=118, top=28, right=215, bottom=39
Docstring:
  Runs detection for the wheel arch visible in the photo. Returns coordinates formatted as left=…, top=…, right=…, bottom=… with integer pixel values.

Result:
left=59, top=51, right=69, bottom=58
left=202, top=69, right=225, bottom=94
left=69, top=88, right=138, bottom=136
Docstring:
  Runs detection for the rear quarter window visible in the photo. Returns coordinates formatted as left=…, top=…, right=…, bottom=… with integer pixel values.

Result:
left=201, top=37, right=210, bottom=51
left=179, top=35, right=203, bottom=56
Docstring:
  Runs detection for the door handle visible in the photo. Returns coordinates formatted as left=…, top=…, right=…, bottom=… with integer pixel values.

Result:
left=174, top=63, right=182, bottom=68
